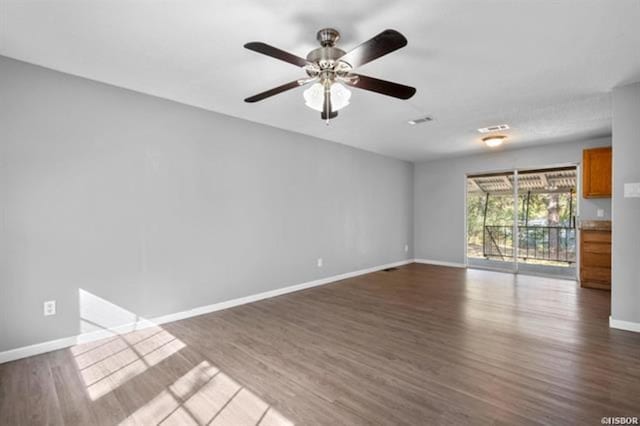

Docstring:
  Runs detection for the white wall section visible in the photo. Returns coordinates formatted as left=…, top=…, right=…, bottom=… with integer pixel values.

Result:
left=611, top=82, right=640, bottom=326
left=0, top=56, right=414, bottom=353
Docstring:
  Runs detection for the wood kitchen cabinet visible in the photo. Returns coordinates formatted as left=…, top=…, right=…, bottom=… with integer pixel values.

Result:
left=582, top=147, right=612, bottom=198
left=580, top=221, right=611, bottom=290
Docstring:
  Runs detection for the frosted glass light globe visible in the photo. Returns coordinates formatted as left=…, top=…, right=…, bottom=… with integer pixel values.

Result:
left=303, top=82, right=351, bottom=112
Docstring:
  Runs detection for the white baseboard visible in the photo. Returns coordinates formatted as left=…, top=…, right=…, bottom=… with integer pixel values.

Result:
left=0, top=336, right=80, bottom=365
left=610, top=316, right=640, bottom=333
left=151, top=258, right=413, bottom=325
left=414, top=258, right=467, bottom=268
left=0, top=258, right=413, bottom=364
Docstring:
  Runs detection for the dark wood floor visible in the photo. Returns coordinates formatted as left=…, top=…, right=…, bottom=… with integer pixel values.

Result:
left=1, top=264, right=639, bottom=425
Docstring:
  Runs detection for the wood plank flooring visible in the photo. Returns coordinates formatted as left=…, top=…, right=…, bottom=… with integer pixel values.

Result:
left=1, top=263, right=639, bottom=425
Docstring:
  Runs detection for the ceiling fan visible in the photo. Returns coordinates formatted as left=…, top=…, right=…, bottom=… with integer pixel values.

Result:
left=244, top=28, right=416, bottom=122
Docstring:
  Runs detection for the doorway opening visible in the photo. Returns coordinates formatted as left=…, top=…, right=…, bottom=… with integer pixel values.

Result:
left=466, top=166, right=577, bottom=278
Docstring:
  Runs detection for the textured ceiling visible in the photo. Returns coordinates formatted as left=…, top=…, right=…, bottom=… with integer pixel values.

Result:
left=1, top=0, right=639, bottom=161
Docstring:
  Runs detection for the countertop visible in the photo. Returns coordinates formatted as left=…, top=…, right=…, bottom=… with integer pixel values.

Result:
left=579, top=220, right=611, bottom=231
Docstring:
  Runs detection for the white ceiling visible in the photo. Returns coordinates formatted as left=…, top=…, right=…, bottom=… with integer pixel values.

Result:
left=1, top=0, right=639, bottom=162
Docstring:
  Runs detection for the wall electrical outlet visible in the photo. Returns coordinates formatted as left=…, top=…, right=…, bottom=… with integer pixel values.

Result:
left=44, top=300, right=56, bottom=316
left=317, top=258, right=323, bottom=268
left=404, top=244, right=409, bottom=252
left=597, top=208, right=605, bottom=218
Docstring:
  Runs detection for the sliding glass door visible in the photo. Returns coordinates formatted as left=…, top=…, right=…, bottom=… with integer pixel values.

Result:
left=466, top=166, right=578, bottom=277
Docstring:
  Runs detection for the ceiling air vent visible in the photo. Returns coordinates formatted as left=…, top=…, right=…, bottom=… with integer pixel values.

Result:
left=408, top=116, right=434, bottom=125
left=478, top=124, right=509, bottom=133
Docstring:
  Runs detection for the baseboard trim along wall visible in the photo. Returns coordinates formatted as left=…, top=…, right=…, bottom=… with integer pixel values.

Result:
left=0, top=258, right=413, bottom=364
left=414, top=258, right=467, bottom=268
left=610, top=316, right=640, bottom=333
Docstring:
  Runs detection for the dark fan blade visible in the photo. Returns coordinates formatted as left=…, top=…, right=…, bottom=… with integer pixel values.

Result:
left=346, top=74, right=416, bottom=99
left=244, top=80, right=302, bottom=103
left=244, top=42, right=309, bottom=67
left=338, top=29, right=407, bottom=69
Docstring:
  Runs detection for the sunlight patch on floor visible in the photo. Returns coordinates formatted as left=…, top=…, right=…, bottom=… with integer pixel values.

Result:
left=73, top=289, right=293, bottom=424
left=77, top=329, right=186, bottom=400
left=119, top=361, right=293, bottom=426
left=73, top=290, right=186, bottom=400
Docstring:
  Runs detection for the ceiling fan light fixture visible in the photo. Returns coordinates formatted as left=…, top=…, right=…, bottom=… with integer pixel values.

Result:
left=482, top=135, right=507, bottom=148
left=244, top=28, right=415, bottom=122
left=303, top=82, right=351, bottom=112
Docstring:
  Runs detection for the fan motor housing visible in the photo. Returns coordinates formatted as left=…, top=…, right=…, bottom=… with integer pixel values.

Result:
left=306, top=46, right=346, bottom=65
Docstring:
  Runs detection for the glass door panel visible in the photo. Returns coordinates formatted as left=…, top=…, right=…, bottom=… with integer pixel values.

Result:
left=516, top=167, right=577, bottom=278
left=466, top=172, right=516, bottom=272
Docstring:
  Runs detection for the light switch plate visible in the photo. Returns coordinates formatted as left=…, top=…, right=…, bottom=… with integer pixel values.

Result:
left=624, top=182, right=640, bottom=198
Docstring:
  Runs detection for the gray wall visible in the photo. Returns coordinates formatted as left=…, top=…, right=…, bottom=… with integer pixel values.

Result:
left=612, top=82, right=640, bottom=324
left=414, top=137, right=612, bottom=264
left=0, top=56, right=414, bottom=352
